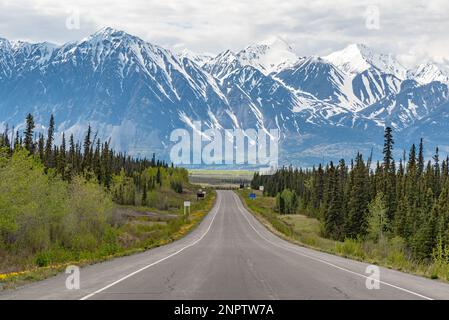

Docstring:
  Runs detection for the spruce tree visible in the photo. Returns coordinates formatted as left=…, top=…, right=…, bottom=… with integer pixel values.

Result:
left=382, top=127, right=396, bottom=225
left=57, top=133, right=67, bottom=179
left=418, top=138, right=424, bottom=176
left=345, top=153, right=369, bottom=238
left=45, top=114, right=55, bottom=167
left=83, top=124, right=92, bottom=172
left=23, top=113, right=35, bottom=153
left=324, top=164, right=344, bottom=240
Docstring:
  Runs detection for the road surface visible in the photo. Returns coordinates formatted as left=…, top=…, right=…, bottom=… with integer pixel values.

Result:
left=2, top=190, right=449, bottom=300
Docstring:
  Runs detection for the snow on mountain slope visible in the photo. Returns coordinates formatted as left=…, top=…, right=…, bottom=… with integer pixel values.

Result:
left=203, top=49, right=242, bottom=80
left=352, top=68, right=402, bottom=106
left=205, top=42, right=407, bottom=116
left=276, top=56, right=363, bottom=111
left=404, top=99, right=449, bottom=149
left=11, top=41, right=57, bottom=73
left=218, top=64, right=308, bottom=135
left=2, top=28, right=449, bottom=166
left=407, top=63, right=449, bottom=84
left=0, top=27, right=234, bottom=156
left=204, top=37, right=298, bottom=79
left=0, top=38, right=57, bottom=87
left=178, top=49, right=213, bottom=67
left=0, top=38, right=13, bottom=80
left=236, top=37, right=298, bottom=75
left=360, top=80, right=449, bottom=130
left=324, top=44, right=407, bottom=79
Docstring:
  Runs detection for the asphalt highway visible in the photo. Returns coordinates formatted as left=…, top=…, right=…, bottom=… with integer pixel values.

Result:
left=2, top=190, right=449, bottom=300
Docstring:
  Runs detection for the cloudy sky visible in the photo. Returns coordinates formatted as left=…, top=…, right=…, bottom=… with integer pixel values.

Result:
left=0, top=0, right=448, bottom=67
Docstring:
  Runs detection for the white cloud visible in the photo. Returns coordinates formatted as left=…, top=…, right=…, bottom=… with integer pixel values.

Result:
left=0, top=0, right=448, bottom=67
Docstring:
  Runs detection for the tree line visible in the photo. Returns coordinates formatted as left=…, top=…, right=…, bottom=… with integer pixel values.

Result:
left=0, top=113, right=188, bottom=199
left=0, top=114, right=189, bottom=269
left=252, top=127, right=449, bottom=261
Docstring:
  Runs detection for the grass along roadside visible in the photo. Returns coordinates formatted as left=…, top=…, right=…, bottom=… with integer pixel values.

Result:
left=0, top=187, right=216, bottom=290
left=236, top=189, right=449, bottom=282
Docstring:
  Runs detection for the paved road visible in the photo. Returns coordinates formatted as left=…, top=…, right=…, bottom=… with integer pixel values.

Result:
left=2, top=190, right=449, bottom=300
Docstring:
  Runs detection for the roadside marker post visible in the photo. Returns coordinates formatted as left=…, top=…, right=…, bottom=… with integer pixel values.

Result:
left=184, top=201, right=191, bottom=219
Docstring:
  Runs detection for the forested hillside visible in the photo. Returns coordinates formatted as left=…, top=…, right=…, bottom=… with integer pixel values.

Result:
left=251, top=128, right=449, bottom=273
left=0, top=114, right=212, bottom=281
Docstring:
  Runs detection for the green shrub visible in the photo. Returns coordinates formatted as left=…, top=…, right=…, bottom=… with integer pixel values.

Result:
left=170, top=180, right=183, bottom=193
left=335, top=238, right=365, bottom=259
left=428, top=238, right=449, bottom=280
left=384, top=237, right=410, bottom=269
left=0, top=151, right=115, bottom=270
left=35, top=251, right=51, bottom=267
left=275, top=189, right=298, bottom=214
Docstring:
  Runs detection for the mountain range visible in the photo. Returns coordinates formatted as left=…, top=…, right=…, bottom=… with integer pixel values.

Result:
left=1, top=27, right=448, bottom=167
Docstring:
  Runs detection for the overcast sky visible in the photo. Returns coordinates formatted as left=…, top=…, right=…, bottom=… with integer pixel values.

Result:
left=0, top=0, right=448, bottom=67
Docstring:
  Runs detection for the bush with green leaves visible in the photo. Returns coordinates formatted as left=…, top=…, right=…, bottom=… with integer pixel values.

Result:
left=275, top=189, right=298, bottom=214
left=0, top=149, right=114, bottom=266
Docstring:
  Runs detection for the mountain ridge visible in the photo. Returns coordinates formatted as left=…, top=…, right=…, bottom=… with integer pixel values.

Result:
left=1, top=28, right=448, bottom=166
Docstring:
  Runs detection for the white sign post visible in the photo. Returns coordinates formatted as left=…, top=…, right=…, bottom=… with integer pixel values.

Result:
left=184, top=201, right=191, bottom=219
left=259, top=186, right=264, bottom=192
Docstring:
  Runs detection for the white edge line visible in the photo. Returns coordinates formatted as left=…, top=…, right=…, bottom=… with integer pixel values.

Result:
left=232, top=192, right=433, bottom=301
left=79, top=193, right=222, bottom=300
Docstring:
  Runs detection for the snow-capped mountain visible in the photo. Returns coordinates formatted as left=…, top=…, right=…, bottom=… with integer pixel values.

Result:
left=204, top=37, right=299, bottom=79
left=236, top=37, right=298, bottom=75
left=1, top=28, right=449, bottom=166
left=178, top=49, right=213, bottom=67
left=0, top=27, right=232, bottom=156
left=360, top=80, right=449, bottom=130
left=0, top=38, right=17, bottom=81
left=351, top=68, right=402, bottom=106
left=324, top=44, right=407, bottom=79
left=276, top=56, right=362, bottom=111
left=407, top=63, right=449, bottom=84
left=203, top=49, right=242, bottom=80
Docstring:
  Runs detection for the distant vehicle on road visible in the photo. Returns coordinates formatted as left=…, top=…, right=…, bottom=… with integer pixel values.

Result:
left=197, top=189, right=206, bottom=200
